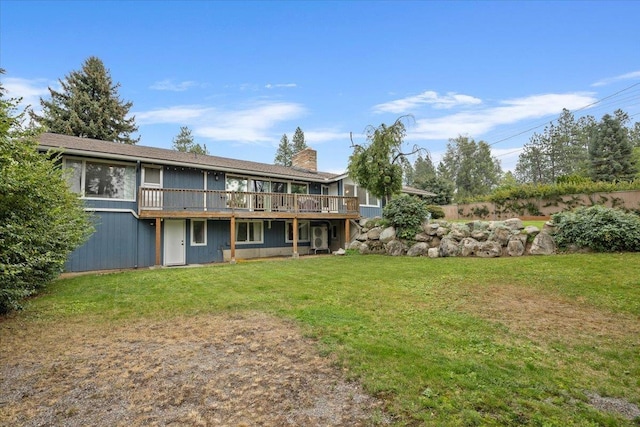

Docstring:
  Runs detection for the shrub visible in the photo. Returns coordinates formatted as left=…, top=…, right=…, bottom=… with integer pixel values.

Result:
left=383, top=194, right=429, bottom=240
left=426, top=205, right=445, bottom=220
left=552, top=205, right=640, bottom=252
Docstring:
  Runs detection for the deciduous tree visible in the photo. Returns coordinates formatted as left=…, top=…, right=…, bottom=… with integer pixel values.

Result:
left=31, top=56, right=139, bottom=144
left=0, top=72, right=94, bottom=313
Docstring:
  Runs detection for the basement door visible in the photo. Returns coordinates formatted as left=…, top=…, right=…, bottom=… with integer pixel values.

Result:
left=164, top=220, right=186, bottom=266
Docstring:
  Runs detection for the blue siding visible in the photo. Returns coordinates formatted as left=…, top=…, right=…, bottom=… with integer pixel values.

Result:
left=359, top=206, right=383, bottom=218
left=164, top=167, right=205, bottom=189
left=186, top=219, right=225, bottom=264
left=207, top=171, right=226, bottom=191
left=66, top=212, right=138, bottom=271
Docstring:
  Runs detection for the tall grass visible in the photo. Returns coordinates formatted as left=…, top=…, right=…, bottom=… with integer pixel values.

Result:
left=19, top=254, right=640, bottom=426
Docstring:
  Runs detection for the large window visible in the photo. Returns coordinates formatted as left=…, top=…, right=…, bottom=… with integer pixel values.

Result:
left=346, top=183, right=379, bottom=207
left=236, top=220, right=263, bottom=244
left=191, top=220, right=207, bottom=246
left=64, top=158, right=136, bottom=200
left=290, top=183, right=308, bottom=194
left=286, top=221, right=310, bottom=242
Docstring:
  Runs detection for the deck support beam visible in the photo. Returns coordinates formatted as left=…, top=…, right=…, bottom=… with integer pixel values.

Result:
left=292, top=216, right=299, bottom=258
left=229, top=216, right=236, bottom=264
left=155, top=218, right=161, bottom=266
left=345, top=219, right=350, bottom=249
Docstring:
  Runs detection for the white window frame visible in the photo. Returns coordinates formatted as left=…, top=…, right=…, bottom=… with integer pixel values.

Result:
left=285, top=221, right=310, bottom=243
left=142, top=165, right=163, bottom=188
left=190, top=219, right=207, bottom=246
left=235, top=220, right=264, bottom=244
left=63, top=157, right=136, bottom=202
left=356, top=186, right=380, bottom=207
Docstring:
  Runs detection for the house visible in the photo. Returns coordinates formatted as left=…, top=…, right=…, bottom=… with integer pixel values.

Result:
left=38, top=132, right=396, bottom=272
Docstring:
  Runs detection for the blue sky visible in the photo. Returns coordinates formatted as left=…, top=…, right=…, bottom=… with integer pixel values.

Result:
left=2, top=1, right=639, bottom=174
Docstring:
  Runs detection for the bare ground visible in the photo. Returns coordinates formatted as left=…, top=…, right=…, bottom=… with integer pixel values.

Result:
left=0, top=313, right=390, bottom=427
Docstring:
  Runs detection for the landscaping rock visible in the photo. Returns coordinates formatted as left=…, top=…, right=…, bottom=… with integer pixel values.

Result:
left=504, top=218, right=524, bottom=230
left=477, top=241, right=503, bottom=258
left=460, top=237, right=480, bottom=257
left=439, top=237, right=461, bottom=257
left=407, top=242, right=429, bottom=257
left=386, top=239, right=408, bottom=256
left=529, top=231, right=556, bottom=255
left=379, top=226, right=396, bottom=243
left=427, top=247, right=439, bottom=258
left=367, top=227, right=382, bottom=240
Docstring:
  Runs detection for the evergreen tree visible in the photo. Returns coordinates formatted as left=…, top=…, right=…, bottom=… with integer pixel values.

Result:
left=412, top=154, right=453, bottom=205
left=172, top=126, right=208, bottom=155
left=0, top=71, right=94, bottom=313
left=589, top=113, right=637, bottom=182
left=31, top=56, right=139, bottom=144
left=439, top=135, right=502, bottom=200
left=292, top=126, right=307, bottom=154
left=274, top=134, right=293, bottom=166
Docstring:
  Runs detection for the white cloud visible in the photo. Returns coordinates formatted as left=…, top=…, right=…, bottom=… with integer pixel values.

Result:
left=2, top=77, right=53, bottom=114
left=303, top=130, right=351, bottom=144
left=149, top=79, right=197, bottom=92
left=136, top=101, right=306, bottom=144
left=591, top=70, right=640, bottom=87
left=265, top=83, right=297, bottom=89
left=408, top=92, right=597, bottom=141
left=373, top=91, right=482, bottom=114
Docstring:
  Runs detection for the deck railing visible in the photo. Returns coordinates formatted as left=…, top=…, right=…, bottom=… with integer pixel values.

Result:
left=139, top=188, right=360, bottom=215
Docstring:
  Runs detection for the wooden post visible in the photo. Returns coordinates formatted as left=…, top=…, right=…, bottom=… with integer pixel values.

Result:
left=292, top=216, right=299, bottom=258
left=155, top=218, right=161, bottom=266
left=345, top=219, right=350, bottom=249
left=229, top=216, right=236, bottom=264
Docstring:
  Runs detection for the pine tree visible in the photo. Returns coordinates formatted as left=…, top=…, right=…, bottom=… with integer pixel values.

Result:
left=31, top=56, right=139, bottom=144
left=292, top=126, right=307, bottom=154
left=172, top=126, right=208, bottom=154
left=274, top=134, right=293, bottom=166
left=589, top=113, right=637, bottom=182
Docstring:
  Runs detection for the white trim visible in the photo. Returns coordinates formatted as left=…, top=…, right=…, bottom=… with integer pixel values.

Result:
left=84, top=208, right=139, bottom=219
left=285, top=220, right=310, bottom=243
left=64, top=156, right=137, bottom=202
left=235, top=220, right=264, bottom=244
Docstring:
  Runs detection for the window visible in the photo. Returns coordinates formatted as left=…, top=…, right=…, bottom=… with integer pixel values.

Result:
left=143, top=166, right=162, bottom=187
left=290, top=183, right=307, bottom=194
left=64, top=158, right=136, bottom=200
left=191, top=220, right=207, bottom=246
left=286, top=221, right=310, bottom=242
left=236, top=220, right=263, bottom=244
left=353, top=185, right=379, bottom=207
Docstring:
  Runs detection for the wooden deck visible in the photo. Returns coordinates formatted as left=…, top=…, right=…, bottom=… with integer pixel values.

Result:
left=138, top=188, right=361, bottom=219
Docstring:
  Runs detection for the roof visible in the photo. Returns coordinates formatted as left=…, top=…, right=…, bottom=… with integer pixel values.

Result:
left=38, top=133, right=340, bottom=183
left=402, top=186, right=437, bottom=197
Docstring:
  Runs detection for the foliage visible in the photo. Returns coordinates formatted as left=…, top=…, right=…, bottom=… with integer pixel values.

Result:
left=438, top=135, right=502, bottom=200
left=515, top=109, right=591, bottom=184
left=30, top=57, right=139, bottom=144
left=291, top=126, right=307, bottom=154
left=0, top=75, right=94, bottom=314
left=382, top=194, right=429, bottom=240
left=348, top=117, right=417, bottom=201
left=408, top=153, right=454, bottom=205
left=552, top=205, right=640, bottom=252
left=274, top=133, right=293, bottom=166
left=589, top=112, right=637, bottom=182
left=18, top=254, right=640, bottom=426
left=172, top=126, right=208, bottom=155
left=425, top=204, right=445, bottom=219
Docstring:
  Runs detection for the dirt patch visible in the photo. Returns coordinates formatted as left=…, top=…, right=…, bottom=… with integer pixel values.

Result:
left=461, top=284, right=640, bottom=345
left=0, top=313, right=389, bottom=426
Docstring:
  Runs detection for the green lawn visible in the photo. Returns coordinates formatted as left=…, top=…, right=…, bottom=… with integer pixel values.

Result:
left=16, top=254, right=640, bottom=426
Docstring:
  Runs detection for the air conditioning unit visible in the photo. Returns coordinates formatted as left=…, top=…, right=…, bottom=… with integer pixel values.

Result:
left=311, top=226, right=329, bottom=253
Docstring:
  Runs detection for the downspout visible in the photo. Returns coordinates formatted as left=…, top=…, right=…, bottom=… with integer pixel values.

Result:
left=135, top=160, right=140, bottom=268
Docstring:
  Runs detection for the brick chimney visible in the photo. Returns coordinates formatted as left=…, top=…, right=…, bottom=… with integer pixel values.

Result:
left=291, top=147, right=317, bottom=171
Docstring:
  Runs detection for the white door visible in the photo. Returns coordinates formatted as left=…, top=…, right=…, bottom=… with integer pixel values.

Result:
left=164, top=220, right=185, bottom=266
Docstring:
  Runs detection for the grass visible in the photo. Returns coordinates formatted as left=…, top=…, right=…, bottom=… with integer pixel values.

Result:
left=10, top=253, right=640, bottom=426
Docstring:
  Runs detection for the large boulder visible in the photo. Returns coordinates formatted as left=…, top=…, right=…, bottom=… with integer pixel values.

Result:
left=349, top=241, right=365, bottom=250
left=529, top=232, right=556, bottom=255
left=449, top=223, right=471, bottom=241
left=524, top=225, right=540, bottom=236
left=355, top=233, right=368, bottom=242
left=386, top=239, right=408, bottom=256
left=361, top=239, right=385, bottom=254
left=507, top=237, right=526, bottom=256
left=504, top=218, right=524, bottom=231
left=367, top=227, right=382, bottom=240
left=379, top=226, right=396, bottom=243
left=460, top=237, right=480, bottom=257
left=424, top=223, right=440, bottom=236
left=427, top=247, right=439, bottom=258
left=477, top=241, right=503, bottom=258
left=414, top=232, right=432, bottom=242
left=439, top=237, right=461, bottom=257
left=407, top=242, right=429, bottom=257
left=489, top=226, right=511, bottom=246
